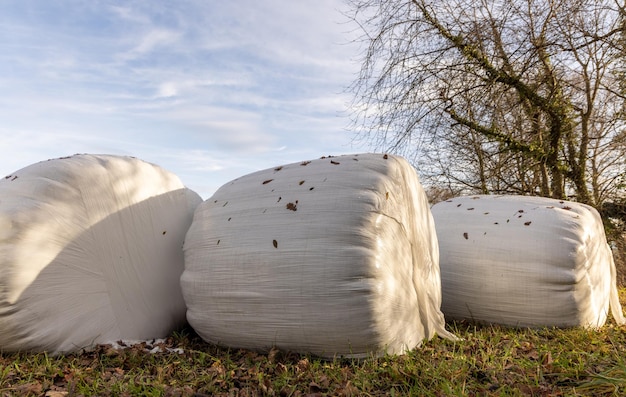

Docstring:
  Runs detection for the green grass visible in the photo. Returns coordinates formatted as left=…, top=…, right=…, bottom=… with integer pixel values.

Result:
left=2, top=298, right=626, bottom=396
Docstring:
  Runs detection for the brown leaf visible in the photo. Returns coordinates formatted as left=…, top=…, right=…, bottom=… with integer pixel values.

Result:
left=286, top=202, right=297, bottom=211
left=338, top=381, right=359, bottom=397
left=273, top=240, right=278, bottom=248
left=299, top=180, right=305, bottom=185
left=463, top=232, right=469, bottom=240
left=543, top=351, right=553, bottom=367
left=300, top=161, right=311, bottom=166
left=527, top=350, right=540, bottom=360
left=16, top=382, right=43, bottom=395
left=330, top=160, right=340, bottom=165
left=262, top=179, right=274, bottom=184
left=276, top=362, right=288, bottom=375
left=309, top=382, right=321, bottom=392
left=296, top=358, right=310, bottom=372
left=274, top=166, right=283, bottom=171
left=524, top=221, right=532, bottom=226
left=268, top=347, right=280, bottom=363
left=383, top=154, right=388, bottom=159
left=45, top=391, right=68, bottom=397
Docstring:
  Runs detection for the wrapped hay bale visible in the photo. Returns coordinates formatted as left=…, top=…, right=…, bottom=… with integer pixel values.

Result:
left=0, top=154, right=202, bottom=353
left=182, top=153, right=454, bottom=358
left=431, top=195, right=626, bottom=328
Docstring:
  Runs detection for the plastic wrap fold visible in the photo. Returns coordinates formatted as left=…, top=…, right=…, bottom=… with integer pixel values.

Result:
left=431, top=195, right=626, bottom=328
left=182, top=153, right=454, bottom=358
left=0, top=154, right=202, bottom=353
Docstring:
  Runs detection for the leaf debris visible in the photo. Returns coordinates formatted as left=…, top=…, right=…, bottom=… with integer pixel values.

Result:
left=1, top=309, right=626, bottom=396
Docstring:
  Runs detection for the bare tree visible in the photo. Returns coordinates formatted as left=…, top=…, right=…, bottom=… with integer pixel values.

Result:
left=347, top=0, right=626, bottom=206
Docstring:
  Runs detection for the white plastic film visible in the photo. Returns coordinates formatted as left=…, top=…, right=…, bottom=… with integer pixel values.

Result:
left=182, top=153, right=454, bottom=358
left=0, top=154, right=202, bottom=353
left=431, top=195, right=626, bottom=328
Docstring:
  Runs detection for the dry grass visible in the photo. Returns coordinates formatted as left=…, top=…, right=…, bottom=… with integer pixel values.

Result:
left=2, top=294, right=626, bottom=396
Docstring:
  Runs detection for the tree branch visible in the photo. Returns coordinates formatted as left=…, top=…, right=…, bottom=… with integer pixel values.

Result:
left=412, top=0, right=561, bottom=118
left=445, top=105, right=547, bottom=161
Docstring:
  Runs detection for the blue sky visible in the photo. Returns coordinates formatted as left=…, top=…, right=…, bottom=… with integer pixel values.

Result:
left=0, top=1, right=363, bottom=198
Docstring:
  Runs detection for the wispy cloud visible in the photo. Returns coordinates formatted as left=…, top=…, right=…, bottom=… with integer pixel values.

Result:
left=116, top=28, right=182, bottom=62
left=0, top=0, right=362, bottom=198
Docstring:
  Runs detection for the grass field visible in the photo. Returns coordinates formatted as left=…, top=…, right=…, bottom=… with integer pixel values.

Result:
left=2, top=292, right=626, bottom=397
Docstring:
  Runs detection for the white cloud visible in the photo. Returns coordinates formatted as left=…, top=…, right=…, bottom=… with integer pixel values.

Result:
left=156, top=82, right=179, bottom=98
left=116, top=28, right=182, bottom=62
left=107, top=5, right=151, bottom=25
left=0, top=0, right=363, bottom=198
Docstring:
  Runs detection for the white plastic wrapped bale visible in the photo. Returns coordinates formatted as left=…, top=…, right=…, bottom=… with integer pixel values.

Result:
left=431, top=195, right=626, bottom=328
left=182, top=153, right=455, bottom=358
left=0, top=154, right=203, bottom=353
